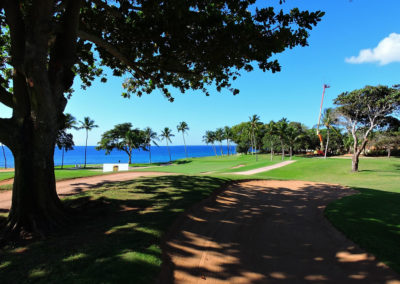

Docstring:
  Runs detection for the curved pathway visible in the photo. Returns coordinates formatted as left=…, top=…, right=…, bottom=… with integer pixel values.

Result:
left=162, top=180, right=400, bottom=283
left=0, top=171, right=174, bottom=211
left=232, top=160, right=296, bottom=175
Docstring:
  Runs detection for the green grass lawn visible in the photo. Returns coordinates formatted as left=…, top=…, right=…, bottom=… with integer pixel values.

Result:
left=1, top=155, right=400, bottom=281
left=0, top=175, right=229, bottom=283
left=134, top=154, right=286, bottom=174
left=248, top=157, right=400, bottom=273
left=0, top=172, right=13, bottom=182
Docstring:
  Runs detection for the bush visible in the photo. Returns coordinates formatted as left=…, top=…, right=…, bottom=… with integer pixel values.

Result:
left=366, top=149, right=400, bottom=157
left=236, top=143, right=249, bottom=154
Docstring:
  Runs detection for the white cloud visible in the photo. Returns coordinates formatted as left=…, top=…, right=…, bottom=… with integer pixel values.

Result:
left=345, top=33, right=400, bottom=65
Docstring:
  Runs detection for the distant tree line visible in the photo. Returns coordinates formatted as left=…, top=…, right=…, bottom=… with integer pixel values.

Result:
left=203, top=85, right=400, bottom=172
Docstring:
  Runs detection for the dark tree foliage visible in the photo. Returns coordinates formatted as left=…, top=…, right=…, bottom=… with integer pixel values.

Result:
left=56, top=130, right=74, bottom=169
left=96, top=123, right=146, bottom=164
left=0, top=0, right=323, bottom=236
left=334, top=85, right=400, bottom=171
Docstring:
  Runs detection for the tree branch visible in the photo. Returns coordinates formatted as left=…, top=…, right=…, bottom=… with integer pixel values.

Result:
left=0, top=85, right=13, bottom=108
left=4, top=0, right=25, bottom=72
left=0, top=117, right=16, bottom=146
left=77, top=29, right=154, bottom=81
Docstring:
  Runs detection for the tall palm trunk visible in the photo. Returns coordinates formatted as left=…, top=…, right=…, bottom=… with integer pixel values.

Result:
left=226, top=138, right=230, bottom=156
left=253, top=133, right=258, bottom=161
left=148, top=144, right=152, bottom=164
left=289, top=146, right=293, bottom=160
left=182, top=133, right=188, bottom=158
left=166, top=141, right=171, bottom=162
left=220, top=142, right=223, bottom=156
left=212, top=144, right=217, bottom=156
left=2, top=145, right=7, bottom=169
left=250, top=133, right=254, bottom=155
left=281, top=140, right=285, bottom=161
left=84, top=130, right=88, bottom=168
left=270, top=141, right=274, bottom=161
left=61, top=147, right=65, bottom=169
left=324, top=128, right=330, bottom=159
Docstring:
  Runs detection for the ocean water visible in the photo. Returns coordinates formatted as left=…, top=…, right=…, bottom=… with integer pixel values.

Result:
left=0, top=145, right=236, bottom=168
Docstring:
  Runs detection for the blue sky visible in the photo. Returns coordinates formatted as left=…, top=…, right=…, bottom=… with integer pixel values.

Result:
left=1, top=0, right=400, bottom=146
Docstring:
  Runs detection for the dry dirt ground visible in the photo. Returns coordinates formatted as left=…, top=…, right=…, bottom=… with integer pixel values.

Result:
left=161, top=180, right=400, bottom=284
left=0, top=171, right=175, bottom=211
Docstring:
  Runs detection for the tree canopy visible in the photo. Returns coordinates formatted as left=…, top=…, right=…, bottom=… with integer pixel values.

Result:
left=97, top=123, right=146, bottom=164
left=0, top=0, right=324, bottom=235
left=334, top=85, right=400, bottom=171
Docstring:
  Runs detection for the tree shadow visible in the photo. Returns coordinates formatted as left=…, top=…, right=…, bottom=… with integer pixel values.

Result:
left=0, top=175, right=229, bottom=283
left=161, top=181, right=400, bottom=283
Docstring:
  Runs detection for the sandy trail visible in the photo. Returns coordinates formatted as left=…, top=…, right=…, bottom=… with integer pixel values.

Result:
left=232, top=160, right=296, bottom=175
left=0, top=171, right=174, bottom=211
left=162, top=180, right=400, bottom=284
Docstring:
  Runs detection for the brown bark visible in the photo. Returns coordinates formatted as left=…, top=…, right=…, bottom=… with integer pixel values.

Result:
left=6, top=122, right=68, bottom=237
left=1, top=1, right=82, bottom=237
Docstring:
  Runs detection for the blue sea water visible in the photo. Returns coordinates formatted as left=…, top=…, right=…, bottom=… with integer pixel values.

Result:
left=0, top=145, right=236, bottom=168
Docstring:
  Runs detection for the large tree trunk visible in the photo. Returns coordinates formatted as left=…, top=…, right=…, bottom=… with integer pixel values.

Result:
left=388, top=147, right=391, bottom=158
left=212, top=144, right=217, bottom=156
left=289, top=146, right=293, bottom=160
left=6, top=125, right=67, bottom=237
left=351, top=154, right=360, bottom=172
left=226, top=139, right=230, bottom=156
left=281, top=140, right=285, bottom=161
left=0, top=0, right=81, bottom=237
left=220, top=143, right=223, bottom=156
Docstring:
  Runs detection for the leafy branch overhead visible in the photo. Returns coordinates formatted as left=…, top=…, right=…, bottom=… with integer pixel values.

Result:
left=1, top=0, right=322, bottom=104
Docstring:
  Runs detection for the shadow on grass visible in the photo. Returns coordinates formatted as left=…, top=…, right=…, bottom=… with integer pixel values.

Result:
left=0, top=175, right=229, bottom=284
left=325, top=187, right=400, bottom=273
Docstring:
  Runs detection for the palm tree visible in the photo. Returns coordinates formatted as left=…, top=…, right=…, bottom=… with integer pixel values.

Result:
left=285, top=125, right=301, bottom=160
left=203, top=131, right=217, bottom=156
left=223, top=126, right=232, bottom=156
left=64, top=113, right=78, bottom=130
left=265, top=121, right=277, bottom=161
left=144, top=127, right=158, bottom=164
left=79, top=117, right=99, bottom=168
left=160, top=127, right=174, bottom=162
left=249, top=114, right=260, bottom=160
left=276, top=118, right=289, bottom=160
left=123, top=129, right=142, bottom=164
left=215, top=128, right=224, bottom=156
left=1, top=143, right=6, bottom=169
left=321, top=108, right=338, bottom=159
left=58, top=113, right=78, bottom=169
left=177, top=121, right=189, bottom=158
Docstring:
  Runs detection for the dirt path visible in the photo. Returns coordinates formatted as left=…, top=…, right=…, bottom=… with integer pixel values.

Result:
left=232, top=160, right=296, bottom=175
left=0, top=171, right=174, bottom=211
left=162, top=180, right=400, bottom=284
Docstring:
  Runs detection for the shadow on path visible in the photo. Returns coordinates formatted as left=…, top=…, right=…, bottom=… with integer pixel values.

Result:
left=161, top=180, right=400, bottom=284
